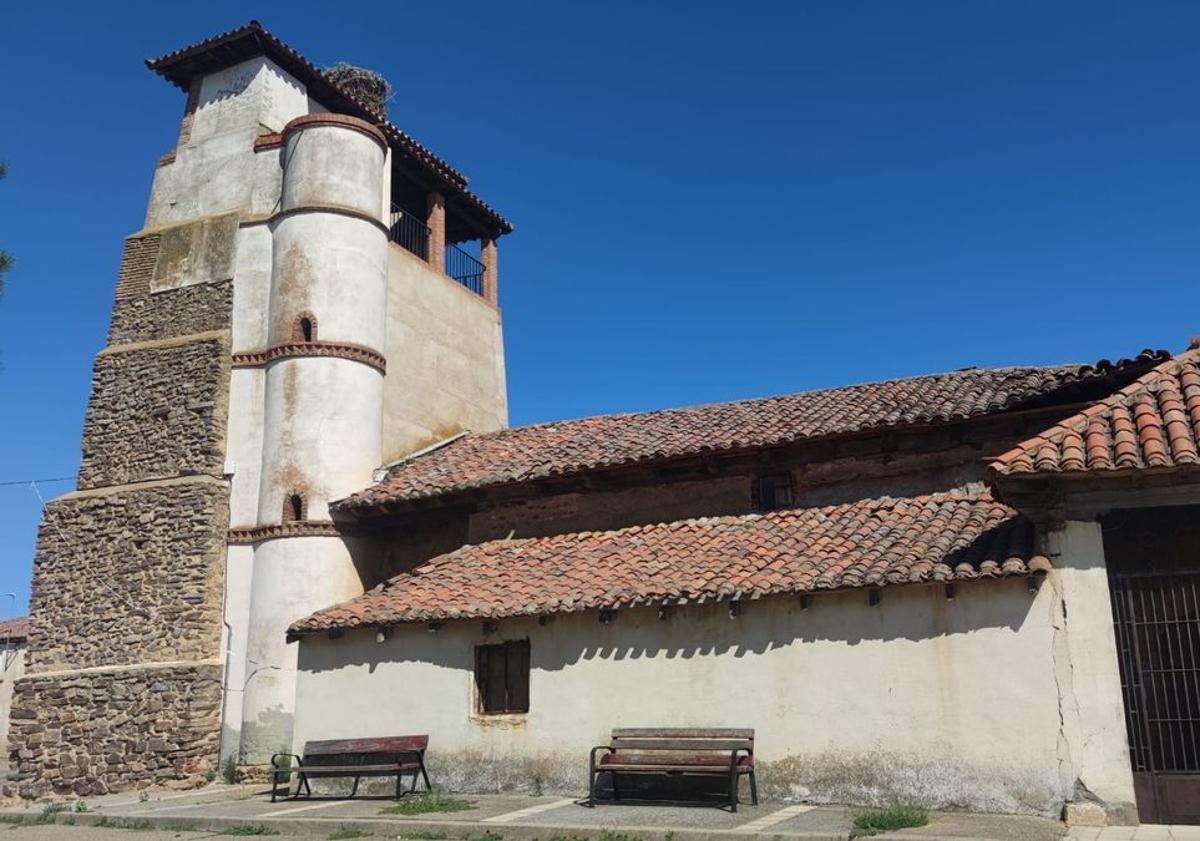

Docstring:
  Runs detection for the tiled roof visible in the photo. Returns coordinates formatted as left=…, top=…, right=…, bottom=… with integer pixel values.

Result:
left=291, top=487, right=1047, bottom=634
left=145, top=21, right=513, bottom=236
left=0, top=617, right=30, bottom=642
left=991, top=348, right=1200, bottom=478
left=339, top=351, right=1169, bottom=512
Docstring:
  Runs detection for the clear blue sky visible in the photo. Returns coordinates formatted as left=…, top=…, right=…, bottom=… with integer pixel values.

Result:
left=0, top=1, right=1196, bottom=614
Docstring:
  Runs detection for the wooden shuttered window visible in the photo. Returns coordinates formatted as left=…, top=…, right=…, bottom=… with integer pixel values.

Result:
left=752, top=473, right=794, bottom=511
left=474, top=640, right=530, bottom=714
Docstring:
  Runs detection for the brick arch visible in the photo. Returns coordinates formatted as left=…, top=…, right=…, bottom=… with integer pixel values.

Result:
left=282, top=492, right=307, bottom=524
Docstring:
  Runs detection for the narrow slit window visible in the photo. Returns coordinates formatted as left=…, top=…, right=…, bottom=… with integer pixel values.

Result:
left=284, top=493, right=305, bottom=523
left=474, top=640, right=530, bottom=714
left=295, top=313, right=317, bottom=343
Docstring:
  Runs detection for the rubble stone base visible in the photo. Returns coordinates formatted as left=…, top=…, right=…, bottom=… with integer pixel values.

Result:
left=8, top=663, right=222, bottom=798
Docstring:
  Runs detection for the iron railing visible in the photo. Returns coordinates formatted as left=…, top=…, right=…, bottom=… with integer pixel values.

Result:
left=446, top=244, right=484, bottom=296
left=387, top=205, right=485, bottom=297
left=388, top=204, right=430, bottom=260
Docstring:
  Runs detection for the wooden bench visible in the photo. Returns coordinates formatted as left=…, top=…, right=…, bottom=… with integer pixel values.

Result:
left=588, top=728, right=757, bottom=811
left=271, top=736, right=431, bottom=802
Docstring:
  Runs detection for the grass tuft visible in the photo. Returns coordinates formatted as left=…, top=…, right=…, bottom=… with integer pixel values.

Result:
left=379, top=792, right=475, bottom=816
left=852, top=803, right=929, bottom=837
left=221, top=825, right=279, bottom=836
left=328, top=828, right=373, bottom=839
left=397, top=833, right=447, bottom=840
left=96, top=816, right=155, bottom=830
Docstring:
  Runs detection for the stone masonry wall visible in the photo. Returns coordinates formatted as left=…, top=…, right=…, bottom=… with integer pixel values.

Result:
left=77, top=337, right=230, bottom=491
left=25, top=479, right=228, bottom=673
left=9, top=664, right=222, bottom=798
left=109, top=280, right=232, bottom=345
left=12, top=212, right=237, bottom=797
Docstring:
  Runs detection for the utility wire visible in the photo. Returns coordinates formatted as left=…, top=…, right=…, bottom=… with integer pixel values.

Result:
left=0, top=476, right=73, bottom=487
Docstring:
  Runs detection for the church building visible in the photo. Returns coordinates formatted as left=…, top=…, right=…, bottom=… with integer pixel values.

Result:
left=10, top=20, right=1200, bottom=828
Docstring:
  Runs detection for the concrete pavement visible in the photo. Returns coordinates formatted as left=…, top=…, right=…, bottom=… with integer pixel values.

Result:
left=0, top=783, right=1073, bottom=840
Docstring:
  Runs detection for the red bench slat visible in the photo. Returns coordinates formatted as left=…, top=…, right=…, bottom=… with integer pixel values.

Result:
left=303, top=736, right=428, bottom=756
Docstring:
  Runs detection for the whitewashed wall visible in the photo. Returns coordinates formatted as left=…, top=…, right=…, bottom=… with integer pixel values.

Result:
left=295, top=563, right=1135, bottom=817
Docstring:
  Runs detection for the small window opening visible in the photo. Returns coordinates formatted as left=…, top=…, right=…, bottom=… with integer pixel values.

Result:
left=294, top=313, right=317, bottom=343
left=474, top=639, right=530, bottom=714
left=753, top=473, right=794, bottom=512
left=283, top=493, right=305, bottom=523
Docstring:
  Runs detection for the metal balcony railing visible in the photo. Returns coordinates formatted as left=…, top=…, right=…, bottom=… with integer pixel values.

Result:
left=388, top=204, right=430, bottom=261
left=387, top=204, right=485, bottom=297
left=445, top=244, right=484, bottom=296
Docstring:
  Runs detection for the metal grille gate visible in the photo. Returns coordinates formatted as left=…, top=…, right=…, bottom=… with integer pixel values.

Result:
left=1105, top=507, right=1200, bottom=824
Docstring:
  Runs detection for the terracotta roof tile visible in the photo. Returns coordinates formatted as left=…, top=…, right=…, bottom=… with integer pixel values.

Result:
left=291, top=487, right=1047, bottom=634
left=991, top=349, right=1200, bottom=478
left=339, top=350, right=1169, bottom=512
left=0, top=617, right=31, bottom=642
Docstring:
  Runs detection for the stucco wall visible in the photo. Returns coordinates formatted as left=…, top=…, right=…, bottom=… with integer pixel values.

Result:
left=382, top=245, right=508, bottom=462
left=294, top=573, right=1132, bottom=815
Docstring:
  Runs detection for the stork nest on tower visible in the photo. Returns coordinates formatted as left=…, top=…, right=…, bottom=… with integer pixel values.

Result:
left=324, top=63, right=393, bottom=116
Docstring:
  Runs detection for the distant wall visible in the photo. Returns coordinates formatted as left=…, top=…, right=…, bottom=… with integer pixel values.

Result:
left=0, top=641, right=25, bottom=771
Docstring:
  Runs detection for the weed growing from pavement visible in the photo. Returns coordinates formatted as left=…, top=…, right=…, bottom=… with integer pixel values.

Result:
left=328, top=828, right=372, bottom=839
left=221, top=825, right=280, bottom=836
left=379, top=792, right=475, bottom=816
left=0, top=806, right=58, bottom=827
left=396, top=832, right=447, bottom=840
left=74, top=801, right=89, bottom=812
left=851, top=803, right=929, bottom=837
left=96, top=816, right=155, bottom=830
left=465, top=832, right=503, bottom=841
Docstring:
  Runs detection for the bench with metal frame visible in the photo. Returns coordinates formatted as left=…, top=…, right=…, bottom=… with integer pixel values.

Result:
left=271, top=736, right=432, bottom=802
left=588, top=728, right=757, bottom=811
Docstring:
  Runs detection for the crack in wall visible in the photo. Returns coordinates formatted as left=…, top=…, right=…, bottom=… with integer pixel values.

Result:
left=1049, top=572, right=1082, bottom=806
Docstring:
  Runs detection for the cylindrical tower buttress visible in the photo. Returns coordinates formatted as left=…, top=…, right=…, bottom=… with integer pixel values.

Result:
left=240, top=114, right=389, bottom=761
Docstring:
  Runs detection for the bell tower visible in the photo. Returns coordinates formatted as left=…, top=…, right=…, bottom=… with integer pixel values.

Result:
left=9, top=21, right=512, bottom=796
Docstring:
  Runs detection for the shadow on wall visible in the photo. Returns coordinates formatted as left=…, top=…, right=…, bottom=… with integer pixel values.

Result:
left=298, top=577, right=1042, bottom=676
left=238, top=704, right=294, bottom=764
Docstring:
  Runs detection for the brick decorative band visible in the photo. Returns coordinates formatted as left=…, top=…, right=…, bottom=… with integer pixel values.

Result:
left=232, top=341, right=386, bottom=374
left=254, top=132, right=284, bottom=152
left=270, top=205, right=390, bottom=236
left=227, top=521, right=343, bottom=545
left=282, top=113, right=388, bottom=150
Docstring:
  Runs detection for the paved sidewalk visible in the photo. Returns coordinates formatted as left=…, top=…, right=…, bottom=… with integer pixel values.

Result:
left=1068, top=826, right=1200, bottom=840
left=0, top=784, right=1068, bottom=840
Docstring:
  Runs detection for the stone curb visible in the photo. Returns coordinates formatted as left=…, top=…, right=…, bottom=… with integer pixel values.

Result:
left=0, top=810, right=851, bottom=841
